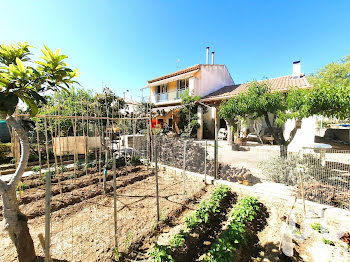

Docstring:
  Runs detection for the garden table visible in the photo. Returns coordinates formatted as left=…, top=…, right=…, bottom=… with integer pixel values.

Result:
left=302, top=143, right=332, bottom=166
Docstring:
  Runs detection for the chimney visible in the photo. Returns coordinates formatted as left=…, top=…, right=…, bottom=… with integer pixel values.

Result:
left=124, top=90, right=130, bottom=101
left=206, top=47, right=210, bottom=64
left=211, top=52, right=215, bottom=65
left=292, top=61, right=301, bottom=77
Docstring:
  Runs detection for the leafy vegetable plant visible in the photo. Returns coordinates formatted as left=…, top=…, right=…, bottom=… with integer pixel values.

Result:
left=149, top=185, right=232, bottom=261
left=204, top=196, right=260, bottom=261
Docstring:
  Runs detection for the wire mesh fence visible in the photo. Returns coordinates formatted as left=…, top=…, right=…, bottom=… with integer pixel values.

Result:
left=1, top=104, right=350, bottom=261
left=258, top=147, right=350, bottom=210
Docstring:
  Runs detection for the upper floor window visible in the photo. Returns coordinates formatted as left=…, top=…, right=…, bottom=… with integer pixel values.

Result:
left=177, top=79, right=189, bottom=90
left=156, top=84, right=168, bottom=94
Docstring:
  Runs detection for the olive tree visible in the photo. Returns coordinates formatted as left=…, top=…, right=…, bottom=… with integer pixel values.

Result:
left=0, top=43, right=78, bottom=262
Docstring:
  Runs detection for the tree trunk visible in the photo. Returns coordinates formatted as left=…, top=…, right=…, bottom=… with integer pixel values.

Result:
left=2, top=187, right=36, bottom=262
left=224, top=119, right=233, bottom=145
left=0, top=116, right=36, bottom=262
left=280, top=143, right=288, bottom=158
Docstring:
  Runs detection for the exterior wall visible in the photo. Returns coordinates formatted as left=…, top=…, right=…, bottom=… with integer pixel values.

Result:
left=194, top=65, right=234, bottom=97
left=168, top=81, right=177, bottom=101
left=284, top=116, right=316, bottom=151
left=148, top=64, right=234, bottom=106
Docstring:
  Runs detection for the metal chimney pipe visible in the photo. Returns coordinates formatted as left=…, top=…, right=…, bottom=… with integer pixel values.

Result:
left=206, top=47, right=210, bottom=64
left=211, top=52, right=215, bottom=65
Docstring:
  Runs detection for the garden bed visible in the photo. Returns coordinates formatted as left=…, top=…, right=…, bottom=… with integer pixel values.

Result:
left=0, top=165, right=207, bottom=261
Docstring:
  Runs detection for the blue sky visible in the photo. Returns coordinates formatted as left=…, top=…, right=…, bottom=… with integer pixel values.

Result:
left=2, top=0, right=350, bottom=101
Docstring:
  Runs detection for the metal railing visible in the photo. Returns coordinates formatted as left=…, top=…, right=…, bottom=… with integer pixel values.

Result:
left=151, top=89, right=187, bottom=103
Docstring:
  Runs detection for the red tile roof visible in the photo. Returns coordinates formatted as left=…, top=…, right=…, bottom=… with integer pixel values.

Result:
left=202, top=74, right=311, bottom=102
left=147, top=64, right=200, bottom=84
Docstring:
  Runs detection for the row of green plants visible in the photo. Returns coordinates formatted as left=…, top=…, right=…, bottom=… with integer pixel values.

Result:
left=149, top=185, right=232, bottom=261
left=203, top=196, right=260, bottom=261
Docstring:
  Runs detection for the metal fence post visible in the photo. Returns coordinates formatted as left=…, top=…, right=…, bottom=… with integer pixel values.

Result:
left=155, top=145, right=160, bottom=221
left=113, top=153, right=118, bottom=249
left=182, top=141, right=187, bottom=197
left=44, top=171, right=51, bottom=262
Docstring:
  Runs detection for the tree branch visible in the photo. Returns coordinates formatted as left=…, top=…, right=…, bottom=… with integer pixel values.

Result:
left=286, top=119, right=301, bottom=145
left=6, top=116, right=30, bottom=189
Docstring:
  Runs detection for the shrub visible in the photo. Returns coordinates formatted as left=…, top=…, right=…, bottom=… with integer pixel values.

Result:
left=259, top=153, right=336, bottom=185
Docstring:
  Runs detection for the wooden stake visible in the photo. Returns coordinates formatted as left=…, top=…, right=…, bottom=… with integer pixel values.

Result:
left=35, top=118, right=42, bottom=178
left=155, top=145, right=160, bottom=221
left=298, top=169, right=306, bottom=216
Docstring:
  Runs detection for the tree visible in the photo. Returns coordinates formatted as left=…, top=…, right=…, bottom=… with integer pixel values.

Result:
left=178, top=90, right=201, bottom=138
left=219, top=81, right=308, bottom=157
left=0, top=43, right=78, bottom=262
left=307, top=55, right=350, bottom=120
left=220, top=54, right=350, bottom=158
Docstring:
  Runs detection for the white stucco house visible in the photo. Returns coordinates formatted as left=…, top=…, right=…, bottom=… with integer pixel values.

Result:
left=142, top=51, right=316, bottom=151
left=142, top=50, right=234, bottom=134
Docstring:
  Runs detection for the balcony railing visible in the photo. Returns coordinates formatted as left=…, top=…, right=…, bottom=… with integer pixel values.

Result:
left=154, top=89, right=187, bottom=103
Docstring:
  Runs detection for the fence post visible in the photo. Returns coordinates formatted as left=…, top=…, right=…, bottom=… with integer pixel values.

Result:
left=214, top=106, right=219, bottom=180
left=112, top=153, right=118, bottom=249
left=204, top=140, right=207, bottom=184
left=182, top=141, right=187, bottom=197
left=132, top=119, right=136, bottom=159
left=44, top=171, right=51, bottom=262
left=155, top=145, right=160, bottom=221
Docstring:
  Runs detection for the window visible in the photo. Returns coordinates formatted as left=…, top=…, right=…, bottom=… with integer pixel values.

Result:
left=177, top=79, right=189, bottom=90
left=177, top=79, right=189, bottom=99
left=156, top=84, right=168, bottom=94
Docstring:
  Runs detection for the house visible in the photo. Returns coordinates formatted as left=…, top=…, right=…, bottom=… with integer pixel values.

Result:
left=200, top=61, right=316, bottom=150
left=120, top=89, right=140, bottom=116
left=142, top=47, right=234, bottom=134
left=143, top=50, right=316, bottom=150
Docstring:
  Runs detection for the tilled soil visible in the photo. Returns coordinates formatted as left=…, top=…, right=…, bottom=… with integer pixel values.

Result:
left=0, top=165, right=206, bottom=262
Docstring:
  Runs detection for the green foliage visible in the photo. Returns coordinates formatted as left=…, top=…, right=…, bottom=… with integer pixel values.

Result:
left=149, top=186, right=232, bottom=262
left=169, top=229, right=189, bottom=248
left=0, top=142, right=11, bottom=161
left=322, top=238, right=335, bottom=246
left=311, top=222, right=322, bottom=232
left=220, top=57, right=350, bottom=151
left=178, top=90, right=201, bottom=137
left=42, top=170, right=56, bottom=181
left=0, top=43, right=79, bottom=118
left=16, top=183, right=30, bottom=192
left=123, top=230, right=133, bottom=250
left=31, top=165, right=41, bottom=175
left=184, top=185, right=231, bottom=230
left=204, top=197, right=260, bottom=261
left=113, top=247, right=120, bottom=261
left=148, top=244, right=175, bottom=262
left=307, top=55, right=350, bottom=120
